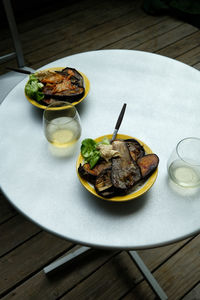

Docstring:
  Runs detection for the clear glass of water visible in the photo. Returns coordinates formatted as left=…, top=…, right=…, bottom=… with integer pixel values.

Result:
left=167, top=137, right=200, bottom=188
left=43, top=101, right=81, bottom=148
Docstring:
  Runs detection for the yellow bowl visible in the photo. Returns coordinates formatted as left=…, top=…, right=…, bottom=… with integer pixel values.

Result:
left=24, top=67, right=90, bottom=109
left=76, top=134, right=158, bottom=202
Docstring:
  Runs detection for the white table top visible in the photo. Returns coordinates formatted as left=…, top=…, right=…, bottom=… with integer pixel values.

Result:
left=1, top=50, right=200, bottom=250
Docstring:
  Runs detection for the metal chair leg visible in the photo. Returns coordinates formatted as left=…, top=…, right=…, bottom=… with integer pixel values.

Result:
left=2, top=0, right=25, bottom=67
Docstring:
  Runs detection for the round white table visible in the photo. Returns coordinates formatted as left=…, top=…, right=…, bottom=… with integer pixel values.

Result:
left=1, top=50, right=200, bottom=251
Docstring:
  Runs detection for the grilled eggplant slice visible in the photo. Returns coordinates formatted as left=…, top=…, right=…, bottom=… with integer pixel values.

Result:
left=78, top=160, right=111, bottom=184
left=56, top=67, right=84, bottom=86
left=95, top=168, right=115, bottom=198
left=111, top=140, right=142, bottom=192
left=137, top=154, right=159, bottom=178
left=125, top=139, right=145, bottom=161
left=41, top=67, right=85, bottom=102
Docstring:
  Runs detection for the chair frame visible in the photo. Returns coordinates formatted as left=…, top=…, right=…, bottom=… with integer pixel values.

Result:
left=1, top=0, right=25, bottom=67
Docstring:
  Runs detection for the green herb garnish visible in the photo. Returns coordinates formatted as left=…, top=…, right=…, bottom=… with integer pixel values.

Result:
left=81, top=138, right=100, bottom=169
left=25, top=74, right=44, bottom=101
left=81, top=137, right=111, bottom=169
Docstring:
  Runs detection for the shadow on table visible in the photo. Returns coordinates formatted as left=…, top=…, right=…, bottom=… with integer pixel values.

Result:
left=28, top=93, right=89, bottom=122
left=80, top=186, right=150, bottom=217
left=29, top=104, right=43, bottom=122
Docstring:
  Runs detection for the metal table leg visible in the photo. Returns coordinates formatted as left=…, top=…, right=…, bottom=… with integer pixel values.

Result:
left=44, top=247, right=168, bottom=299
left=43, top=246, right=90, bottom=274
left=128, top=250, right=168, bottom=300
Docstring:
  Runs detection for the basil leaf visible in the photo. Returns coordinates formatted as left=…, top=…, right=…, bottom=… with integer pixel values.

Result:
left=25, top=74, right=44, bottom=101
left=81, top=138, right=100, bottom=169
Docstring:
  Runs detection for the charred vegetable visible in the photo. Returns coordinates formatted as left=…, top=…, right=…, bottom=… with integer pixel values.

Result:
left=78, top=160, right=111, bottom=184
left=80, top=137, right=111, bottom=169
left=95, top=168, right=115, bottom=198
left=125, top=139, right=145, bottom=161
left=137, top=154, right=159, bottom=178
left=40, top=67, right=85, bottom=103
left=25, top=67, right=85, bottom=105
left=111, top=140, right=142, bottom=192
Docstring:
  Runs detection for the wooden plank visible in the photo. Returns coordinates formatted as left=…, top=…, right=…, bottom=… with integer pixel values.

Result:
left=57, top=238, right=191, bottom=300
left=25, top=15, right=167, bottom=68
left=70, top=9, right=147, bottom=49
left=0, top=0, right=93, bottom=39
left=106, top=17, right=182, bottom=50
left=0, top=0, right=89, bottom=56
left=0, top=214, right=41, bottom=257
left=0, top=0, right=144, bottom=73
left=24, top=18, right=197, bottom=70
left=176, top=46, right=200, bottom=66
left=0, top=231, right=72, bottom=297
left=136, top=237, right=192, bottom=271
left=21, top=5, right=150, bottom=66
left=0, top=192, right=17, bottom=225
left=135, top=23, right=198, bottom=53
left=1, top=1, right=198, bottom=73
left=157, top=31, right=200, bottom=58
left=2, top=248, right=116, bottom=300
left=0, top=0, right=142, bottom=54
left=193, top=62, right=200, bottom=71
left=0, top=237, right=191, bottom=299
left=16, top=0, right=137, bottom=34
left=33, top=19, right=197, bottom=70
left=53, top=251, right=140, bottom=300
left=122, top=234, right=200, bottom=300
left=182, top=282, right=200, bottom=300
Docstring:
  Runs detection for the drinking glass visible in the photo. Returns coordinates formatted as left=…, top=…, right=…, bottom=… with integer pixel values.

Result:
left=167, top=137, right=200, bottom=188
left=43, top=101, right=81, bottom=148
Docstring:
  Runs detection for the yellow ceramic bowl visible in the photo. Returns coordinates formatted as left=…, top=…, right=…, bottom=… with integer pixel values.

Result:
left=25, top=67, right=90, bottom=109
left=76, top=134, right=158, bottom=202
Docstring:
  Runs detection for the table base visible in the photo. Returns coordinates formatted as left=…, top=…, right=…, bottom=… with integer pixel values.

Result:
left=43, top=246, right=168, bottom=300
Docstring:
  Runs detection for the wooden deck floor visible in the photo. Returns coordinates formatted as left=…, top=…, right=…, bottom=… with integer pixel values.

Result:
left=0, top=0, right=200, bottom=299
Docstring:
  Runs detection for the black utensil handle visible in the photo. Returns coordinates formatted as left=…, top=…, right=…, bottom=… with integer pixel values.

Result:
left=6, top=67, right=32, bottom=74
left=115, top=103, right=127, bottom=130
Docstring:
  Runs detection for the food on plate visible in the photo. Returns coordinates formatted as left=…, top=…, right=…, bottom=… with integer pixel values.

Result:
left=137, top=154, right=159, bottom=178
left=111, top=140, right=142, bottom=190
left=80, top=137, right=112, bottom=169
left=125, top=138, right=145, bottom=161
left=78, top=137, right=159, bottom=198
left=25, top=67, right=85, bottom=105
left=95, top=167, right=114, bottom=198
left=78, top=160, right=111, bottom=185
left=24, top=74, right=44, bottom=102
